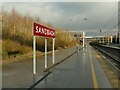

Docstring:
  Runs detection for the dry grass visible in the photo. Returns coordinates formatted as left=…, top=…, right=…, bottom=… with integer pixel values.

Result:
left=1, top=8, right=77, bottom=59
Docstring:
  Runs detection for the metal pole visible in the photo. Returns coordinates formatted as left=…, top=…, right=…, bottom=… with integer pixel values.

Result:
left=103, top=37, right=104, bottom=43
left=108, top=36, right=109, bottom=45
left=52, top=38, right=55, bottom=64
left=83, top=32, right=85, bottom=47
left=33, top=36, right=36, bottom=74
left=45, top=38, right=47, bottom=68
left=77, top=43, right=79, bottom=52
left=118, top=31, right=120, bottom=44
left=111, top=36, right=112, bottom=43
left=116, top=33, right=117, bottom=44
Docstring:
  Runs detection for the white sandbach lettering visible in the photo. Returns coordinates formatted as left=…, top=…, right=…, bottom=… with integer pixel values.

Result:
left=36, top=26, right=39, bottom=33
left=44, top=29, right=47, bottom=35
left=35, top=25, right=55, bottom=37
left=41, top=28, right=45, bottom=34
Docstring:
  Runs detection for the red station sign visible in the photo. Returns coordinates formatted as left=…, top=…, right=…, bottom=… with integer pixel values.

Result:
left=34, top=22, right=55, bottom=38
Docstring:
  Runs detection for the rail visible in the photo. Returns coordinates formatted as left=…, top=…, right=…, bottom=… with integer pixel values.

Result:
left=90, top=42, right=120, bottom=75
left=90, top=42, right=120, bottom=63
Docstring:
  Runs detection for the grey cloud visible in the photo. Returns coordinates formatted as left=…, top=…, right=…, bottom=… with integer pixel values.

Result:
left=2, top=2, right=118, bottom=36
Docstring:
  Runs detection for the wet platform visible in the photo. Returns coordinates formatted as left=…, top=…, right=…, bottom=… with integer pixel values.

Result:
left=34, top=45, right=112, bottom=88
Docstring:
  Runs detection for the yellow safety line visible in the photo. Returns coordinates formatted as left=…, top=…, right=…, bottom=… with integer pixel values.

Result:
left=89, top=46, right=99, bottom=90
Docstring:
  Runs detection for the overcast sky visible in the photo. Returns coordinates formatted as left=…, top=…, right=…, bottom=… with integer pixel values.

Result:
left=2, top=2, right=119, bottom=36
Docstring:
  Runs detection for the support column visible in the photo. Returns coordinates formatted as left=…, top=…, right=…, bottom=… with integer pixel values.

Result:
left=52, top=38, right=55, bottom=64
left=33, top=36, right=36, bottom=74
left=45, top=38, right=47, bottom=68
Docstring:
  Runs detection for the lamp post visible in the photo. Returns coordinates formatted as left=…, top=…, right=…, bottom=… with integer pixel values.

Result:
left=83, top=32, right=85, bottom=47
left=69, top=17, right=87, bottom=48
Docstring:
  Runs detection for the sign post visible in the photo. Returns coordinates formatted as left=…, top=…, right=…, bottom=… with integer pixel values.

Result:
left=45, top=38, right=47, bottom=68
left=33, top=22, right=55, bottom=74
left=33, top=36, right=36, bottom=74
left=52, top=38, right=55, bottom=64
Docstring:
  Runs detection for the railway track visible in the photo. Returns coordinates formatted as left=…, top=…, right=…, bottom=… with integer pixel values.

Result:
left=90, top=42, right=120, bottom=75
